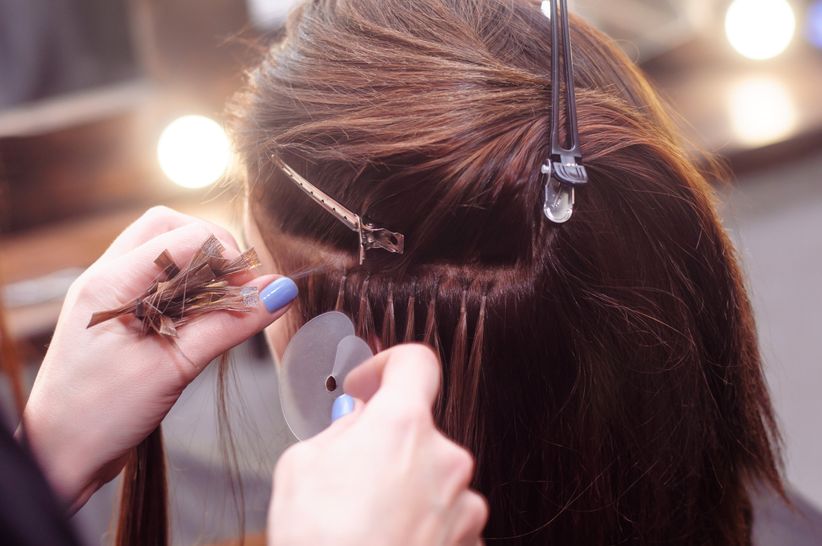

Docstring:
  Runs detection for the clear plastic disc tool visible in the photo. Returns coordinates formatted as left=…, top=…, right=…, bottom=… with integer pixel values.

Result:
left=278, top=311, right=373, bottom=440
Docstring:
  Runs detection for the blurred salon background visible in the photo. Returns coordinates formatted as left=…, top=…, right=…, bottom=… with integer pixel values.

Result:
left=0, top=0, right=820, bottom=544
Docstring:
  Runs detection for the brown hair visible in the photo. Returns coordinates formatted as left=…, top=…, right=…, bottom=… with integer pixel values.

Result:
left=0, top=296, right=26, bottom=425
left=231, top=0, right=783, bottom=543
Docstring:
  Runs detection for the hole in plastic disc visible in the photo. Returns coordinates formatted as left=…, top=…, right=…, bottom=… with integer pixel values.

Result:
left=325, top=375, right=337, bottom=392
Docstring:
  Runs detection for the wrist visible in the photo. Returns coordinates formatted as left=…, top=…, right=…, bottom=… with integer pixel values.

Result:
left=17, top=406, right=100, bottom=513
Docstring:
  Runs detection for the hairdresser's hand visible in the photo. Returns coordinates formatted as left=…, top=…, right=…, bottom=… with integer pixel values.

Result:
left=268, top=344, right=487, bottom=546
left=21, top=206, right=297, bottom=512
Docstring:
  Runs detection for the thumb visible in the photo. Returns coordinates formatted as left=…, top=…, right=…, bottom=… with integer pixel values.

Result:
left=343, top=344, right=441, bottom=407
left=173, top=275, right=298, bottom=369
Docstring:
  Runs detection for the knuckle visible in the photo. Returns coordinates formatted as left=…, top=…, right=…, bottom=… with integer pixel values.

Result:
left=451, top=445, right=476, bottom=479
left=188, top=221, right=213, bottom=238
left=214, top=228, right=240, bottom=250
left=385, top=400, right=433, bottom=429
left=134, top=206, right=189, bottom=237
left=67, top=272, right=98, bottom=301
left=142, top=205, right=176, bottom=222
left=406, top=399, right=433, bottom=421
left=190, top=221, right=237, bottom=250
left=439, top=441, right=475, bottom=485
left=469, top=491, right=490, bottom=524
left=180, top=223, right=216, bottom=247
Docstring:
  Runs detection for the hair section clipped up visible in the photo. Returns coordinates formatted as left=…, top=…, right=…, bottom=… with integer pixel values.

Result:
left=272, top=157, right=405, bottom=264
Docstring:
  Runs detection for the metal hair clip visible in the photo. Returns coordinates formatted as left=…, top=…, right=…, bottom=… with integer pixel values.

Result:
left=273, top=157, right=405, bottom=264
left=542, top=0, right=588, bottom=224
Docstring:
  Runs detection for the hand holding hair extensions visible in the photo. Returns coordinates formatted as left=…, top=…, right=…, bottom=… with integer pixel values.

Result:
left=19, top=208, right=298, bottom=543
left=87, top=234, right=262, bottom=339
left=84, top=234, right=265, bottom=546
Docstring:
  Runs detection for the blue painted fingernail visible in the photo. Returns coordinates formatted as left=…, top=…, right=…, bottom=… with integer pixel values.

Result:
left=331, top=394, right=355, bottom=422
left=260, top=277, right=298, bottom=313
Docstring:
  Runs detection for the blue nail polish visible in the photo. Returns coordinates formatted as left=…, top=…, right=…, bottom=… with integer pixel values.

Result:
left=260, top=277, right=298, bottom=313
left=331, top=394, right=355, bottom=422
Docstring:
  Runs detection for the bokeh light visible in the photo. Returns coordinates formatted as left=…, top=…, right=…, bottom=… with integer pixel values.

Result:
left=807, top=0, right=822, bottom=49
left=157, top=115, right=232, bottom=189
left=725, top=0, right=796, bottom=60
left=728, top=77, right=798, bottom=146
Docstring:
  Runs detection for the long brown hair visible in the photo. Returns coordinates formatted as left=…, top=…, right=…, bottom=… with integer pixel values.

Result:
left=231, top=0, right=783, bottom=543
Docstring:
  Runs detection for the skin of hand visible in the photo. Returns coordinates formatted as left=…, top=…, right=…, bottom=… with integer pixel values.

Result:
left=268, top=344, right=489, bottom=546
left=20, top=206, right=296, bottom=512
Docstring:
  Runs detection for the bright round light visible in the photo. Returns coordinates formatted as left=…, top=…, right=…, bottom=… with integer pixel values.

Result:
left=157, top=115, right=232, bottom=189
left=725, top=0, right=796, bottom=60
left=728, top=77, right=797, bottom=146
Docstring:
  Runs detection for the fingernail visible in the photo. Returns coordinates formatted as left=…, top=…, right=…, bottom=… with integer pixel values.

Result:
left=260, top=277, right=298, bottom=313
left=331, top=394, right=355, bottom=422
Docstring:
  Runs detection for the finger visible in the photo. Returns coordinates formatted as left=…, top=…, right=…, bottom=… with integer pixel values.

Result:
left=92, top=222, right=246, bottom=306
left=436, top=440, right=476, bottom=498
left=313, top=397, right=365, bottom=441
left=331, top=394, right=356, bottom=423
left=451, top=491, right=489, bottom=546
left=343, top=344, right=440, bottom=408
left=172, top=275, right=298, bottom=372
left=98, top=206, right=240, bottom=263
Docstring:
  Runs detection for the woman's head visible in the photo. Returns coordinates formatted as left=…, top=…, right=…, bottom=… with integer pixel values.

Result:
left=232, top=0, right=782, bottom=543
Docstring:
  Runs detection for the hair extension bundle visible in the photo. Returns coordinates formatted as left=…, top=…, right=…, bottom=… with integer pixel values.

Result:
left=87, top=235, right=261, bottom=337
